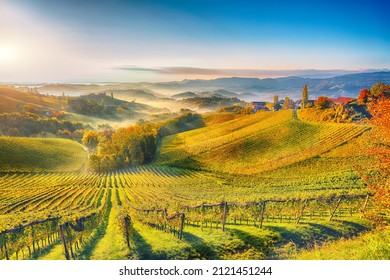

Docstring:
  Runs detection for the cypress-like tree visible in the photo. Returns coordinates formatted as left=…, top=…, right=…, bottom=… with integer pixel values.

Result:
left=283, top=96, right=291, bottom=110
left=302, top=85, right=308, bottom=108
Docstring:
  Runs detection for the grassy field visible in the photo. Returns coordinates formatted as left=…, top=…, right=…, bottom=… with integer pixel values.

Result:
left=294, top=226, right=390, bottom=260
left=0, top=137, right=87, bottom=172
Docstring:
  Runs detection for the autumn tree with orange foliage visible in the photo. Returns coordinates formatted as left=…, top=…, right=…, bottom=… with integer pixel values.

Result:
left=364, top=83, right=390, bottom=208
left=358, top=88, right=370, bottom=105
left=82, top=130, right=100, bottom=152
left=315, top=96, right=333, bottom=109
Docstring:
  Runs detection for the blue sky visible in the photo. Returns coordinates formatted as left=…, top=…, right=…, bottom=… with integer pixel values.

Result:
left=0, top=0, right=389, bottom=82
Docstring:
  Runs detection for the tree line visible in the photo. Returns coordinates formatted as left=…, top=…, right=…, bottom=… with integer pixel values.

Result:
left=83, top=113, right=203, bottom=172
left=0, top=112, right=85, bottom=140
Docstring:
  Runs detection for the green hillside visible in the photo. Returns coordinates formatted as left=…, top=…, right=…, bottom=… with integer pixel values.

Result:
left=0, top=87, right=64, bottom=114
left=0, top=137, right=87, bottom=172
left=156, top=110, right=371, bottom=175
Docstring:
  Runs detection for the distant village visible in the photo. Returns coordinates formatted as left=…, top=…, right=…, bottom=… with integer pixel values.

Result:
left=251, top=85, right=354, bottom=112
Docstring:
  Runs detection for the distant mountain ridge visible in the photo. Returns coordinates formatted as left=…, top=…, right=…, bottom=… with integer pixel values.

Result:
left=37, top=71, right=390, bottom=101
left=150, top=72, right=390, bottom=100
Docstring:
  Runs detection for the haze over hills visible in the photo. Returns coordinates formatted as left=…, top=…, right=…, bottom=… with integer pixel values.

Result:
left=34, top=71, right=390, bottom=102
left=171, top=90, right=259, bottom=103
left=0, top=87, right=65, bottom=114
left=0, top=87, right=169, bottom=130
left=151, top=71, right=390, bottom=100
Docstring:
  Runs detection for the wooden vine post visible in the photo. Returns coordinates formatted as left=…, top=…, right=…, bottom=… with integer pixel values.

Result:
left=124, top=216, right=131, bottom=249
left=296, top=199, right=309, bottom=224
left=222, top=201, right=228, bottom=232
left=4, top=239, right=9, bottom=260
left=179, top=213, right=185, bottom=240
left=329, top=197, right=343, bottom=221
left=59, top=224, right=70, bottom=260
left=360, top=194, right=370, bottom=218
left=31, top=225, right=36, bottom=254
left=259, top=201, right=266, bottom=229
left=163, top=208, right=168, bottom=232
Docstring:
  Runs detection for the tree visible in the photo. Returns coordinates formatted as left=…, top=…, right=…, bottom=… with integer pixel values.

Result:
left=315, top=96, right=333, bottom=109
left=88, top=154, right=102, bottom=172
left=365, top=95, right=390, bottom=207
left=283, top=97, right=292, bottom=110
left=82, top=130, right=100, bottom=151
left=358, top=88, right=370, bottom=105
left=111, top=92, right=114, bottom=100
left=370, top=82, right=390, bottom=99
left=302, top=85, right=308, bottom=108
left=272, top=95, right=281, bottom=111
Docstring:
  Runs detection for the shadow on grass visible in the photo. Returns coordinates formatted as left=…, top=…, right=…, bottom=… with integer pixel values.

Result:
left=336, top=220, right=371, bottom=233
left=31, top=240, right=61, bottom=259
left=268, top=220, right=371, bottom=251
left=182, top=231, right=217, bottom=260
left=307, top=220, right=370, bottom=240
left=266, top=225, right=309, bottom=247
left=229, top=228, right=275, bottom=258
left=129, top=226, right=155, bottom=260
left=77, top=191, right=112, bottom=260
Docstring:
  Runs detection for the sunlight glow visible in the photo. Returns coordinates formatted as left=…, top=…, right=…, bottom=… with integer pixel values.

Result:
left=0, top=46, right=14, bottom=63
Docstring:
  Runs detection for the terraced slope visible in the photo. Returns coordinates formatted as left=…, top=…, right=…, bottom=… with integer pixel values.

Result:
left=156, top=110, right=370, bottom=174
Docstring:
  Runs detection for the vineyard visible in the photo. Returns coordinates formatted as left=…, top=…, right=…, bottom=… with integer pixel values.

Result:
left=0, top=164, right=381, bottom=260
left=156, top=110, right=371, bottom=174
left=0, top=109, right=385, bottom=260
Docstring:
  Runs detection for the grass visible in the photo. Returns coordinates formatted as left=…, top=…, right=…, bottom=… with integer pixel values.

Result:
left=183, top=225, right=278, bottom=260
left=0, top=137, right=87, bottom=172
left=294, top=226, right=390, bottom=260
left=90, top=187, right=129, bottom=260
left=120, top=217, right=374, bottom=260
left=77, top=190, right=112, bottom=260
left=38, top=243, right=65, bottom=260
left=129, top=221, right=191, bottom=259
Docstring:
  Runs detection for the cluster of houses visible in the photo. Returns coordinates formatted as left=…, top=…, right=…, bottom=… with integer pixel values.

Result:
left=251, top=95, right=354, bottom=112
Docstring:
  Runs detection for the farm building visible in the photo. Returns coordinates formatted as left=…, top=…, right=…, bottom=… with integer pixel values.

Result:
left=252, top=101, right=267, bottom=112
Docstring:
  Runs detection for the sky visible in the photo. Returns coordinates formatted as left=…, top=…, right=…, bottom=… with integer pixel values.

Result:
left=0, top=0, right=389, bottom=83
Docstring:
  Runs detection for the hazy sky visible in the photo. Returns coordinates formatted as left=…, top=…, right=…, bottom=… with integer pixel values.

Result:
left=0, top=0, right=389, bottom=82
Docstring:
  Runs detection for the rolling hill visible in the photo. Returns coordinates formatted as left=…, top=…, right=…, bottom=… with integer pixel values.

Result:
left=105, top=89, right=162, bottom=102
left=0, top=137, right=87, bottom=172
left=156, top=110, right=371, bottom=175
left=74, top=92, right=169, bottom=119
left=0, top=87, right=64, bottom=114
left=171, top=91, right=197, bottom=99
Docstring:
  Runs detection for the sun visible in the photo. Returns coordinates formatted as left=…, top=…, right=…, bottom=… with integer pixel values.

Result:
left=0, top=46, right=14, bottom=62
